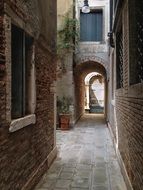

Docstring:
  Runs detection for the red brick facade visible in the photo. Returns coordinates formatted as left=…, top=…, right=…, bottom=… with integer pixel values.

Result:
left=0, top=1, right=57, bottom=190
left=109, top=1, right=143, bottom=189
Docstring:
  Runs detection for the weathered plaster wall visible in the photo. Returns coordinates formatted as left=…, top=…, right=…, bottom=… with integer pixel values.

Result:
left=57, top=0, right=75, bottom=125
left=76, top=0, right=109, bottom=66
left=57, top=0, right=73, bottom=29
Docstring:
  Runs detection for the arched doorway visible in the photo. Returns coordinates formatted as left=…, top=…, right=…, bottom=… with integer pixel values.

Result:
left=85, top=72, right=105, bottom=113
left=74, top=61, right=107, bottom=121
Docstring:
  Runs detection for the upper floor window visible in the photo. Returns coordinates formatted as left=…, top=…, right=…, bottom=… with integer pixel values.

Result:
left=11, top=24, right=33, bottom=119
left=80, top=10, right=103, bottom=42
left=129, top=1, right=143, bottom=85
left=116, top=26, right=123, bottom=89
left=114, top=0, right=118, bottom=11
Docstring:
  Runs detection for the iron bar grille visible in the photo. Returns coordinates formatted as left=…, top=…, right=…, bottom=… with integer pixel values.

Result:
left=116, top=27, right=123, bottom=89
left=114, top=0, right=118, bottom=11
left=136, top=4, right=143, bottom=83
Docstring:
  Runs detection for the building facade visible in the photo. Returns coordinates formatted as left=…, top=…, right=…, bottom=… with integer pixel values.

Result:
left=57, top=0, right=110, bottom=124
left=108, top=0, right=143, bottom=189
left=0, top=1, right=57, bottom=189
left=74, top=0, right=110, bottom=121
left=57, top=0, right=76, bottom=126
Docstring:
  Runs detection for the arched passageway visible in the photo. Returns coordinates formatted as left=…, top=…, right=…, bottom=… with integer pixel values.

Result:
left=85, top=72, right=105, bottom=113
left=74, top=61, right=108, bottom=121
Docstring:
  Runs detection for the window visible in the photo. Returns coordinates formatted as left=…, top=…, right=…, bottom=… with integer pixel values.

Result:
left=111, top=53, right=115, bottom=98
left=80, top=10, right=103, bottom=42
left=129, top=1, right=143, bottom=85
left=11, top=25, right=33, bottom=119
left=116, top=26, right=123, bottom=89
left=114, top=0, right=118, bottom=11
left=110, top=0, right=113, bottom=31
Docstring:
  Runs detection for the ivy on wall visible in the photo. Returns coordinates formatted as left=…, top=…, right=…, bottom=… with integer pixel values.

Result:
left=57, top=10, right=79, bottom=56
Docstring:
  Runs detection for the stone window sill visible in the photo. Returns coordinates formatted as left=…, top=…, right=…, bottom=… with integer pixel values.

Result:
left=9, top=114, right=36, bottom=133
left=115, top=87, right=124, bottom=96
left=111, top=99, right=115, bottom=106
left=79, top=41, right=105, bottom=45
left=128, top=83, right=143, bottom=98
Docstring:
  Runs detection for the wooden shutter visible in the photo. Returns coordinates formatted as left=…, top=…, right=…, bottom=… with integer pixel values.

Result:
left=80, top=10, right=103, bottom=41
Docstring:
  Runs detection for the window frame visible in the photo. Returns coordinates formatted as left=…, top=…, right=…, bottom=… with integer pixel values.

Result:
left=127, top=0, right=143, bottom=98
left=129, top=0, right=143, bottom=86
left=80, top=9, right=103, bottom=42
left=115, top=23, right=123, bottom=90
left=79, top=6, right=105, bottom=44
left=11, top=24, right=35, bottom=118
left=5, top=18, right=36, bottom=133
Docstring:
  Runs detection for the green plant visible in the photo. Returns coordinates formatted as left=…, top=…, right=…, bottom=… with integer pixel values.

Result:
left=57, top=97, right=72, bottom=114
left=57, top=12, right=79, bottom=56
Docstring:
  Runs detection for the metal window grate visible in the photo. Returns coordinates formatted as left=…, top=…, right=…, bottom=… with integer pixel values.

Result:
left=116, top=28, right=123, bottom=89
left=136, top=6, right=143, bottom=83
left=114, top=0, right=118, bottom=11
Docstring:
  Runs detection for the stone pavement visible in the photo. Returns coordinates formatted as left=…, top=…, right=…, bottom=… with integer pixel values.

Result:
left=35, top=114, right=127, bottom=190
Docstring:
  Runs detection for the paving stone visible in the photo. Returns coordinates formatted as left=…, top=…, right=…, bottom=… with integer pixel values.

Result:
left=64, top=163, right=77, bottom=168
left=94, top=162, right=107, bottom=168
left=42, top=179, right=56, bottom=188
left=76, top=164, right=92, bottom=171
left=53, top=189, right=67, bottom=190
left=93, top=170, right=108, bottom=184
left=92, top=185, right=108, bottom=190
left=34, top=115, right=127, bottom=190
left=59, top=171, right=74, bottom=179
left=62, top=167, right=76, bottom=173
left=71, top=188, right=89, bottom=190
left=71, top=177, right=90, bottom=188
left=55, top=179, right=71, bottom=188
left=75, top=170, right=91, bottom=179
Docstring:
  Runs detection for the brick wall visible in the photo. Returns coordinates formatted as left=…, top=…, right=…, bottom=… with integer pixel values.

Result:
left=109, top=1, right=143, bottom=189
left=116, top=97, right=143, bottom=190
left=0, top=1, right=57, bottom=190
left=74, top=74, right=84, bottom=120
left=0, top=1, right=6, bottom=125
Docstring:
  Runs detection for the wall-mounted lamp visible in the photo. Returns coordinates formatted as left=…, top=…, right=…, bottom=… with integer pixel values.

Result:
left=82, top=0, right=90, bottom=13
left=108, top=32, right=115, bottom=48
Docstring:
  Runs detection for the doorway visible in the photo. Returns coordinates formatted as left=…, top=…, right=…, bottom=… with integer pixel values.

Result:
left=84, top=72, right=105, bottom=113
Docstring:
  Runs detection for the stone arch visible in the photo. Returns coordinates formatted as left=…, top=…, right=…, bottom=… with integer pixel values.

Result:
left=74, top=60, right=108, bottom=121
left=75, top=55, right=108, bottom=75
left=85, top=72, right=101, bottom=85
left=89, top=74, right=104, bottom=85
left=74, top=61, right=107, bottom=79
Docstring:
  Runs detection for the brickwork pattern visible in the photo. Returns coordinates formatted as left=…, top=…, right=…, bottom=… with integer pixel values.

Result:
left=0, top=1, right=6, bottom=125
left=110, top=1, right=143, bottom=190
left=0, top=0, right=4, bottom=15
left=116, top=97, right=143, bottom=190
left=0, top=1, right=57, bottom=190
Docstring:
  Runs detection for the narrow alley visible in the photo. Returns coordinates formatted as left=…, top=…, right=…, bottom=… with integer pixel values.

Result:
left=35, top=114, right=127, bottom=190
left=0, top=0, right=143, bottom=190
